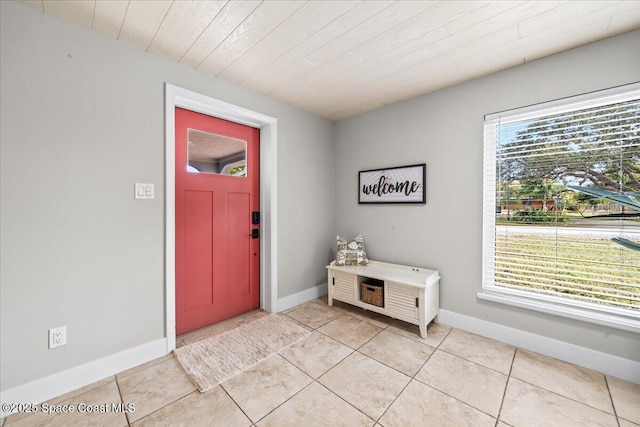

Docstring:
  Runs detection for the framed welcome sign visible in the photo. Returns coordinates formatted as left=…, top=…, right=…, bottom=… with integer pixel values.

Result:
left=359, top=163, right=426, bottom=204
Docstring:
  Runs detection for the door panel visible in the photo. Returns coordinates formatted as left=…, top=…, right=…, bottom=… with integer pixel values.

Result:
left=386, top=282, right=418, bottom=320
left=175, top=107, right=260, bottom=335
left=227, top=192, right=251, bottom=298
left=183, top=190, right=213, bottom=310
left=332, top=271, right=357, bottom=303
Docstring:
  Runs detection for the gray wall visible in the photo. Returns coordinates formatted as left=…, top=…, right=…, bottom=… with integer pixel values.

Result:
left=0, top=1, right=335, bottom=390
left=335, top=29, right=640, bottom=362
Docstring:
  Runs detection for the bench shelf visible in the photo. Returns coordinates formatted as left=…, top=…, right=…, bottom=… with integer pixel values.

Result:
left=326, top=260, right=440, bottom=338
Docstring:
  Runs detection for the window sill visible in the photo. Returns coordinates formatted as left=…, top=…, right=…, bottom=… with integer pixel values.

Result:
left=477, top=289, right=640, bottom=334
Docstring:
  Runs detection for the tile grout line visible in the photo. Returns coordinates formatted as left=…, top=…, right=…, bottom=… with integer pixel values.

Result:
left=335, top=317, right=451, bottom=425
left=408, top=336, right=508, bottom=422
left=396, top=325, right=512, bottom=423
left=314, top=380, right=377, bottom=425
left=505, top=351, right=620, bottom=420
left=128, top=389, right=197, bottom=425
left=355, top=329, right=438, bottom=379
left=219, top=383, right=254, bottom=425
left=436, top=347, right=512, bottom=376
left=249, top=368, right=317, bottom=426
left=494, top=345, right=518, bottom=426
left=413, top=330, right=515, bottom=419
left=344, top=313, right=400, bottom=418
left=289, top=307, right=391, bottom=424
left=243, top=311, right=330, bottom=424
left=603, top=375, right=621, bottom=427
left=122, top=388, right=197, bottom=425
left=113, top=375, right=131, bottom=427
left=258, top=312, right=374, bottom=424
left=207, top=324, right=317, bottom=423
left=512, top=374, right=622, bottom=418
left=116, top=355, right=197, bottom=425
left=374, top=354, right=424, bottom=425
left=310, top=304, right=463, bottom=424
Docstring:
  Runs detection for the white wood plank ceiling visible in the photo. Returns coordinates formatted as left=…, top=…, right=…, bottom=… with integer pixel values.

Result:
left=15, top=0, right=640, bottom=120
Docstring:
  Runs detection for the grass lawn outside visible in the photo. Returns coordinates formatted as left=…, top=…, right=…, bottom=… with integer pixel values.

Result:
left=495, top=229, right=640, bottom=310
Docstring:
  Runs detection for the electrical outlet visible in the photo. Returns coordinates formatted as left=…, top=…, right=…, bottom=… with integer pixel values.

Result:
left=49, top=326, right=66, bottom=349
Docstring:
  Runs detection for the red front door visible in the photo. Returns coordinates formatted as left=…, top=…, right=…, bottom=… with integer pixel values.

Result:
left=175, top=107, right=260, bottom=335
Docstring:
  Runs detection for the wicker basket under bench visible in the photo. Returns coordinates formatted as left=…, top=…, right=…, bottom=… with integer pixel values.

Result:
left=327, top=260, right=440, bottom=338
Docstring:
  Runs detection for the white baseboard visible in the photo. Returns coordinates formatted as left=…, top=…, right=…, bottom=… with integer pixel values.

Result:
left=438, top=309, right=640, bottom=384
left=0, top=338, right=167, bottom=418
left=5, top=305, right=634, bottom=420
left=277, top=283, right=328, bottom=312
left=275, top=286, right=640, bottom=383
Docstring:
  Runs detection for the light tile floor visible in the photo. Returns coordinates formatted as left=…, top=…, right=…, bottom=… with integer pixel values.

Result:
left=3, top=298, right=639, bottom=427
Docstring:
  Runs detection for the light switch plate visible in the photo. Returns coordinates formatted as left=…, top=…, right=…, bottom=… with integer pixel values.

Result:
left=134, top=183, right=154, bottom=200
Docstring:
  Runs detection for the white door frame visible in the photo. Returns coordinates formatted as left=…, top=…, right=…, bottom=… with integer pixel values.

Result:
left=164, top=83, right=278, bottom=352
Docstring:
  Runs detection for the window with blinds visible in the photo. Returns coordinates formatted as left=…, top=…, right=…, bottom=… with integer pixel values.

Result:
left=482, top=83, right=640, bottom=330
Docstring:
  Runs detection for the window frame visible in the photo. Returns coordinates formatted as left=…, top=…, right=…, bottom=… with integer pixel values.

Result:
left=480, top=82, right=640, bottom=334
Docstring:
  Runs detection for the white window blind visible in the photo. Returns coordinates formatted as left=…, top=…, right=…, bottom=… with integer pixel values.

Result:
left=482, top=83, right=640, bottom=330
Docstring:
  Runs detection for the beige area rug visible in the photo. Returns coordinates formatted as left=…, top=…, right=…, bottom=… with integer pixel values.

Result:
left=174, top=314, right=310, bottom=392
